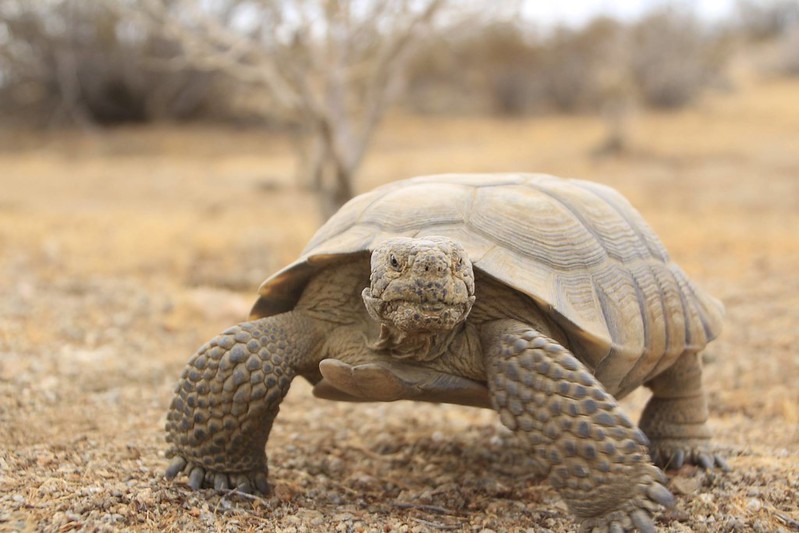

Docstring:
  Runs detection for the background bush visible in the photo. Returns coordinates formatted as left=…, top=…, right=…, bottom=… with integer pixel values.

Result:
left=1, top=0, right=797, bottom=127
left=628, top=10, right=731, bottom=109
left=0, top=0, right=241, bottom=126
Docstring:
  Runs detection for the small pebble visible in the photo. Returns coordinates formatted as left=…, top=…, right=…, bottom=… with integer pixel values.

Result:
left=746, top=498, right=762, bottom=512
left=671, top=476, right=702, bottom=495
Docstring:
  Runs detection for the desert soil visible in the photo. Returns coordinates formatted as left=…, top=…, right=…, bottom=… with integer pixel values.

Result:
left=1, top=78, right=798, bottom=532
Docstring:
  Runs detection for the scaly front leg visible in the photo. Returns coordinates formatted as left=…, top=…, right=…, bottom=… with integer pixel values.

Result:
left=164, top=311, right=321, bottom=493
left=482, top=320, right=674, bottom=532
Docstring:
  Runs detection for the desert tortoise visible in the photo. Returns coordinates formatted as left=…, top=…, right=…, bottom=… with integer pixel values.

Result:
left=165, top=173, right=726, bottom=532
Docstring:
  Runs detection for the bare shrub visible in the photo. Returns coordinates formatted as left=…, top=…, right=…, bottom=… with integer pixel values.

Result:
left=0, top=0, right=238, bottom=126
left=404, top=22, right=545, bottom=116
left=129, top=0, right=460, bottom=216
left=729, top=1, right=799, bottom=79
left=629, top=9, right=730, bottom=109
left=464, top=23, right=546, bottom=115
left=403, top=36, right=478, bottom=114
left=735, top=0, right=799, bottom=41
left=776, top=27, right=799, bottom=76
left=405, top=10, right=729, bottom=116
left=404, top=19, right=625, bottom=116
left=538, top=17, right=626, bottom=113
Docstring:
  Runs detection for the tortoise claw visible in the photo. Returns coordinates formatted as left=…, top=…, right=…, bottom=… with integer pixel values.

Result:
left=188, top=467, right=205, bottom=491
left=609, top=523, right=624, bottom=533
left=254, top=472, right=271, bottom=495
left=697, top=452, right=713, bottom=470
left=654, top=467, right=668, bottom=485
left=232, top=474, right=253, bottom=494
left=165, top=457, right=187, bottom=480
left=650, top=441, right=730, bottom=473
left=715, top=454, right=731, bottom=472
left=578, top=467, right=673, bottom=532
left=670, top=449, right=685, bottom=469
left=698, top=452, right=732, bottom=472
left=630, top=509, right=655, bottom=533
left=647, top=482, right=675, bottom=507
left=213, top=473, right=230, bottom=491
left=165, top=454, right=270, bottom=495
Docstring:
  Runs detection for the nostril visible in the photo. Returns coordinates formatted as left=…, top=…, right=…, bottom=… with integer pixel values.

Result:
left=415, top=253, right=450, bottom=276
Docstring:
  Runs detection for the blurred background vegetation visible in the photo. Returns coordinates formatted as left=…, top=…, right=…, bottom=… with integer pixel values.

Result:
left=1, top=0, right=798, bottom=212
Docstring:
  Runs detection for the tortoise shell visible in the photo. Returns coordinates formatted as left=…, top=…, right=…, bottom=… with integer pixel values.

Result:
left=251, top=174, right=723, bottom=397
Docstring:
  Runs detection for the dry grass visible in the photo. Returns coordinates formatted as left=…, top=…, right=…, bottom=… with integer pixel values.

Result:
left=1, top=77, right=798, bottom=532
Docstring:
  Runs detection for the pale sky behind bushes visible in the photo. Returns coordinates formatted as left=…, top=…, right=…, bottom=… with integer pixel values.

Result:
left=523, top=0, right=737, bottom=26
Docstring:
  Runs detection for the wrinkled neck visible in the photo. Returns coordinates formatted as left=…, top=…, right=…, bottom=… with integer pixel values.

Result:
left=370, top=323, right=462, bottom=362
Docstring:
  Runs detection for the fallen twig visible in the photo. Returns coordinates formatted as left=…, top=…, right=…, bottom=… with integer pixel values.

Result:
left=774, top=511, right=799, bottom=531
left=392, top=501, right=456, bottom=515
left=410, top=516, right=462, bottom=530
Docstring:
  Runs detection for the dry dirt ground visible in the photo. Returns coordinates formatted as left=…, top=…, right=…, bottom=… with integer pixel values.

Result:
left=1, top=78, right=798, bottom=532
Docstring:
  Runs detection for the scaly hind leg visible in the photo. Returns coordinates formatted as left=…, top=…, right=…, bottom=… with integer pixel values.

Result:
left=640, top=351, right=729, bottom=471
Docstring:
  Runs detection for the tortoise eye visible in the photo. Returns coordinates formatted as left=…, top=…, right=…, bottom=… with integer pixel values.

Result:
left=389, top=254, right=401, bottom=270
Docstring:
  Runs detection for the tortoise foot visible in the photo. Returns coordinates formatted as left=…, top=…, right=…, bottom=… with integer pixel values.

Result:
left=165, top=455, right=271, bottom=494
left=649, top=439, right=730, bottom=472
left=577, top=470, right=675, bottom=533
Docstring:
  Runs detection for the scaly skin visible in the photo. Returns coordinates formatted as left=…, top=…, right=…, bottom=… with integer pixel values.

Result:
left=164, top=312, right=321, bottom=492
left=483, top=320, right=675, bottom=532
left=640, top=352, right=729, bottom=471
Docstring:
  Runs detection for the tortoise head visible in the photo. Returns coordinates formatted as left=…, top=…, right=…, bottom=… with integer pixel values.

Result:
left=362, top=236, right=476, bottom=333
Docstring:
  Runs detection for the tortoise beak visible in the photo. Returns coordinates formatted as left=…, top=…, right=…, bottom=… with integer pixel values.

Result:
left=362, top=287, right=474, bottom=333
left=362, top=288, right=384, bottom=323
